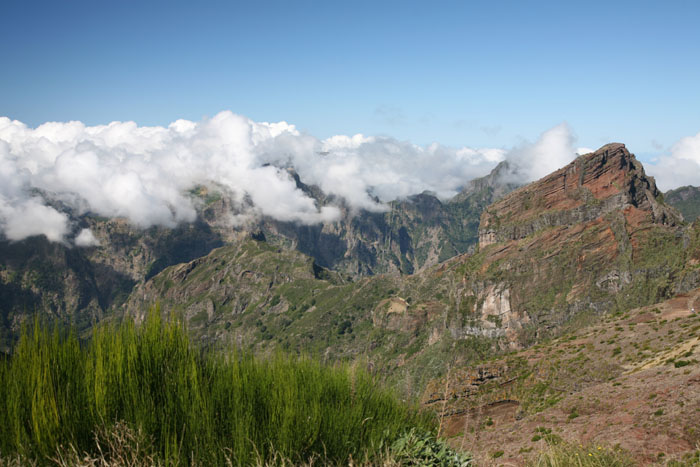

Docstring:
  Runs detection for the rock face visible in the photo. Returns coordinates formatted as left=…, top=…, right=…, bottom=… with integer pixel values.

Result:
left=450, top=143, right=692, bottom=347
left=479, top=143, right=679, bottom=247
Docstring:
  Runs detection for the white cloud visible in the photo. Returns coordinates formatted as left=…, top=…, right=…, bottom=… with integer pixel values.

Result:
left=644, top=131, right=700, bottom=191
left=503, top=123, right=577, bottom=183
left=1, top=111, right=607, bottom=243
left=0, top=127, right=71, bottom=243
left=1, top=197, right=69, bottom=243
left=75, top=228, right=100, bottom=247
left=0, top=111, right=512, bottom=242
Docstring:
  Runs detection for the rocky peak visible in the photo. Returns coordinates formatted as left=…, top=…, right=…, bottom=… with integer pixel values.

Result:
left=478, top=143, right=681, bottom=247
left=450, top=160, right=520, bottom=205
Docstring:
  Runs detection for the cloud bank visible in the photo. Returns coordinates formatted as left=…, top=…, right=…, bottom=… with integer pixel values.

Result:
left=0, top=111, right=512, bottom=243
left=645, top=131, right=700, bottom=192
left=505, top=123, right=577, bottom=182
left=7, top=111, right=657, bottom=244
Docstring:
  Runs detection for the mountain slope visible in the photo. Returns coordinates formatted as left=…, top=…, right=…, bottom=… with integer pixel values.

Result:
left=0, top=162, right=516, bottom=348
left=424, top=286, right=700, bottom=464
left=122, top=237, right=492, bottom=394
left=236, top=162, right=519, bottom=277
left=463, top=143, right=689, bottom=344
left=665, top=185, right=700, bottom=222
left=0, top=217, right=224, bottom=350
left=122, top=144, right=700, bottom=397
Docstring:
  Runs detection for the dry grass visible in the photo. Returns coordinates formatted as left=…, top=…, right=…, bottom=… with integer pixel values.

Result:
left=529, top=442, right=635, bottom=467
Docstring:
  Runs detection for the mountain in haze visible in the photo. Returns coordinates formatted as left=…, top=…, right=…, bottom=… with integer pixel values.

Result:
left=255, top=161, right=520, bottom=277
left=665, top=184, right=700, bottom=222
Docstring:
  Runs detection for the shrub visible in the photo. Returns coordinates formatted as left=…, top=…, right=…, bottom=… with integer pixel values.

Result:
left=389, top=428, right=473, bottom=466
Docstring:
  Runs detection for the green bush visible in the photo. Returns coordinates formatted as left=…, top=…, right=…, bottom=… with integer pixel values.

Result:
left=0, top=307, right=435, bottom=465
left=390, top=428, right=473, bottom=466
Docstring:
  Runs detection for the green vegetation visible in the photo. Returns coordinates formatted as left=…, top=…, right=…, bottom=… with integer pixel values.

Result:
left=667, top=449, right=700, bottom=466
left=0, top=307, right=447, bottom=465
left=665, top=186, right=700, bottom=222
left=390, top=428, right=473, bottom=466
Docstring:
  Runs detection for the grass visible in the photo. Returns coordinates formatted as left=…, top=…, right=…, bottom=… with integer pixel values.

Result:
left=0, top=306, right=442, bottom=465
left=529, top=442, right=635, bottom=466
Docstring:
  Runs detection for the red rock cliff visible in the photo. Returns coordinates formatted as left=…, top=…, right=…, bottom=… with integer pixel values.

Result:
left=479, top=143, right=680, bottom=247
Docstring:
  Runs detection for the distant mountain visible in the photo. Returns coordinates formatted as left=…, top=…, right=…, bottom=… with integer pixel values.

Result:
left=0, top=217, right=224, bottom=351
left=0, top=162, right=517, bottom=350
left=665, top=185, right=700, bottom=222
left=211, top=162, right=520, bottom=277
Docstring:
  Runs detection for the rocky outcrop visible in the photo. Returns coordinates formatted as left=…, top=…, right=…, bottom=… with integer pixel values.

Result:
left=422, top=363, right=509, bottom=408
left=439, top=144, right=693, bottom=348
left=479, top=143, right=681, bottom=247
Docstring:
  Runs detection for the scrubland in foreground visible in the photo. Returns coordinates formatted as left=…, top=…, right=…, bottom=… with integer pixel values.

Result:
left=0, top=308, right=472, bottom=466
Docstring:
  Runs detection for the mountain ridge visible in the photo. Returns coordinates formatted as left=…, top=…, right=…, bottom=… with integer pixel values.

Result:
left=0, top=162, right=517, bottom=349
left=119, top=143, right=700, bottom=397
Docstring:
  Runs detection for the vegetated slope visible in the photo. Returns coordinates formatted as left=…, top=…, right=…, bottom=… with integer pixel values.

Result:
left=124, top=144, right=700, bottom=398
left=666, top=185, right=700, bottom=222
left=423, top=287, right=700, bottom=465
left=0, top=216, right=224, bottom=352
left=123, top=237, right=495, bottom=396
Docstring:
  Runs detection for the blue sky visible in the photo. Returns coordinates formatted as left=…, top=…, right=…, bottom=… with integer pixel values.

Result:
left=2, top=0, right=699, bottom=159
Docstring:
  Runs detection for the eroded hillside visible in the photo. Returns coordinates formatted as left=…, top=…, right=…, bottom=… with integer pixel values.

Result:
left=424, top=288, right=700, bottom=465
